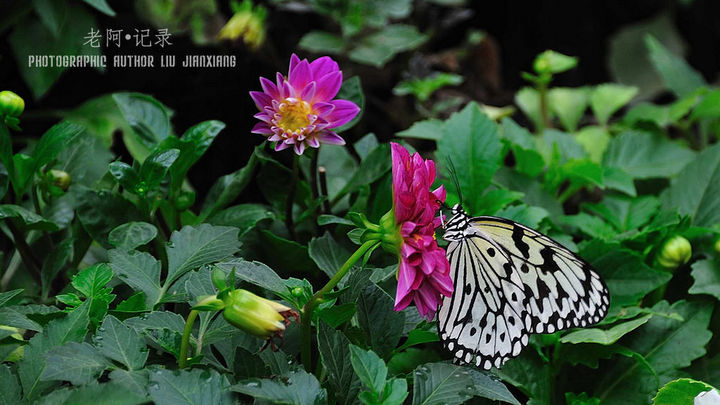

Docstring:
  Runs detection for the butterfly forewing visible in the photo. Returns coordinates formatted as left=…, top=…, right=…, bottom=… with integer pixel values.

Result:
left=438, top=208, right=610, bottom=370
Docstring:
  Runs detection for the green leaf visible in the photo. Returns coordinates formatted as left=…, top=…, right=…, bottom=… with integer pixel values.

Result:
left=515, top=87, right=544, bottom=131
left=394, top=329, right=439, bottom=352
left=575, top=126, right=610, bottom=164
left=689, top=89, right=720, bottom=121
left=603, top=130, right=695, bottom=179
left=9, top=4, right=100, bottom=98
left=208, top=204, right=276, bottom=236
left=72, top=263, right=113, bottom=298
left=548, top=87, right=588, bottom=132
left=660, top=143, right=720, bottom=227
left=349, top=25, right=427, bottom=68
left=109, top=249, right=161, bottom=309
left=357, top=283, right=405, bottom=359
left=0, top=306, right=43, bottom=332
left=533, top=50, right=577, bottom=74
left=393, top=73, right=464, bottom=102
left=309, top=232, right=351, bottom=278
left=318, top=303, right=356, bottom=328
left=335, top=76, right=365, bottom=133
left=40, top=239, right=73, bottom=299
left=380, top=378, right=409, bottom=405
left=76, top=188, right=143, bottom=248
left=317, top=321, right=362, bottom=405
left=646, top=34, right=706, bottom=98
left=232, top=369, right=328, bottom=405
left=596, top=300, right=713, bottom=405
left=437, top=102, right=503, bottom=213
left=350, top=344, right=387, bottom=394
left=653, top=378, right=717, bottom=405
left=689, top=259, right=720, bottom=301
left=396, top=118, right=444, bottom=141
left=33, top=0, right=66, bottom=37
left=495, top=204, right=549, bottom=229
left=580, top=240, right=672, bottom=309
left=299, top=31, right=346, bottom=54
left=560, top=314, right=652, bottom=345
left=108, top=162, right=141, bottom=192
left=94, top=315, right=148, bottom=370
left=18, top=302, right=90, bottom=400
left=0, top=364, right=21, bottom=405
left=41, top=342, right=108, bottom=385
left=149, top=368, right=234, bottom=405
left=583, top=195, right=660, bottom=232
left=413, top=363, right=520, bottom=405
left=83, top=0, right=116, bottom=15
left=162, top=120, right=225, bottom=193
left=164, top=224, right=240, bottom=292
left=0, top=204, right=58, bottom=231
left=113, top=93, right=171, bottom=153
left=109, top=222, right=158, bottom=250
left=215, top=259, right=292, bottom=303
left=335, top=144, right=391, bottom=200
left=602, top=167, right=636, bottom=197
left=0, top=289, right=23, bottom=308
left=589, top=84, right=638, bottom=126
left=109, top=369, right=149, bottom=398
left=497, top=350, right=550, bottom=404
left=139, top=148, right=180, bottom=191
left=199, top=147, right=259, bottom=220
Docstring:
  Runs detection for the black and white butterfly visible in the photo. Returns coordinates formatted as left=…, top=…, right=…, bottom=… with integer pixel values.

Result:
left=437, top=204, right=610, bottom=370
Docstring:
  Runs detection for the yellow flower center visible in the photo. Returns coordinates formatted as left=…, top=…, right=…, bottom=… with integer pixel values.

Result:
left=276, top=99, right=312, bottom=133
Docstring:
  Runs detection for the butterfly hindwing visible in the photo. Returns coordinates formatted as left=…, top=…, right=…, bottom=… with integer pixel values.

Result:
left=438, top=207, right=610, bottom=370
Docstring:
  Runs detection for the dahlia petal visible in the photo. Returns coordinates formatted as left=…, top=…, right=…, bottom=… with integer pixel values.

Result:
left=268, top=134, right=283, bottom=142
left=289, top=59, right=312, bottom=92
left=301, top=81, right=316, bottom=101
left=309, top=56, right=339, bottom=80
left=294, top=142, right=306, bottom=155
left=318, top=130, right=346, bottom=145
left=249, top=91, right=272, bottom=110
left=254, top=112, right=272, bottom=123
left=326, top=100, right=360, bottom=128
left=275, top=142, right=291, bottom=151
left=313, top=102, right=335, bottom=117
left=289, top=53, right=301, bottom=74
left=260, top=77, right=280, bottom=100
left=394, top=290, right=414, bottom=312
left=313, top=71, right=343, bottom=102
left=307, top=137, right=320, bottom=148
left=251, top=122, right=273, bottom=135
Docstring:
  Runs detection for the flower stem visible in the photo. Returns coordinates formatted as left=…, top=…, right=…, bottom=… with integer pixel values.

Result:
left=178, top=309, right=199, bottom=369
left=300, top=239, right=378, bottom=371
left=285, top=155, right=299, bottom=240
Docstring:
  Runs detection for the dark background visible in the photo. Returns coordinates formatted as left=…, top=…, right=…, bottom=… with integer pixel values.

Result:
left=1, top=0, right=719, bottom=196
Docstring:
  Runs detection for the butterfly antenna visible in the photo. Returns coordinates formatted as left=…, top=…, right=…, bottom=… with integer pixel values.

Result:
left=445, top=156, right=463, bottom=206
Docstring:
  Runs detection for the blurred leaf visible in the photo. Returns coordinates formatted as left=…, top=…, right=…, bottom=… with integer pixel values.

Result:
left=603, top=131, right=695, bottom=179
left=199, top=146, right=259, bottom=220
left=0, top=289, right=23, bottom=308
left=624, top=103, right=671, bottom=127
left=396, top=119, right=444, bottom=141
left=602, top=167, right=636, bottom=196
left=660, top=143, right=720, bottom=227
left=646, top=34, right=706, bottom=98
left=690, top=89, right=720, bottom=121
left=393, top=73, right=463, bottom=102
left=41, top=342, right=108, bottom=385
left=413, top=362, right=520, bottom=405
left=299, top=31, right=346, bottom=54
left=32, top=0, right=66, bottom=37
left=109, top=222, right=158, bottom=250
left=113, top=93, right=172, bottom=156
left=533, top=50, right=577, bottom=74
left=335, top=144, right=390, bottom=201
left=76, top=188, right=143, bottom=248
left=317, top=321, right=362, bottom=405
left=0, top=204, right=58, bottom=231
left=497, top=350, right=550, bottom=405
left=653, top=378, right=716, bottom=405
left=335, top=76, right=365, bottom=133
left=354, top=133, right=379, bottom=160
left=94, top=315, right=148, bottom=370
left=349, top=25, right=427, bottom=68
left=689, top=259, right=720, bottom=301
left=83, top=0, right=116, bottom=16
left=161, top=120, right=225, bottom=193
left=55, top=131, right=114, bottom=187
left=149, top=368, right=234, bottom=405
left=590, top=84, right=638, bottom=126
left=515, top=87, right=544, bottom=130
left=232, top=369, right=327, bottom=405
left=9, top=4, right=100, bottom=98
left=560, top=314, right=652, bottom=345
left=548, top=87, right=588, bottom=132
left=318, top=303, right=356, bottom=328
left=437, top=102, right=503, bottom=214
left=62, top=381, right=147, bottom=405
left=575, top=126, right=610, bottom=164
left=0, top=364, right=21, bottom=405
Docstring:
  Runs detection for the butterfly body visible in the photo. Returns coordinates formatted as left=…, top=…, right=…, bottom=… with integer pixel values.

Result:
left=437, top=204, right=610, bottom=369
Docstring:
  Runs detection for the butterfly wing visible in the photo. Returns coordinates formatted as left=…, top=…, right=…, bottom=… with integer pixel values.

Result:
left=471, top=216, right=610, bottom=333
left=437, top=234, right=531, bottom=370
left=437, top=211, right=610, bottom=370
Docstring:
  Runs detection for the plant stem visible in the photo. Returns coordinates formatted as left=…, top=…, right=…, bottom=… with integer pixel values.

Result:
left=178, top=309, right=199, bottom=369
left=318, top=166, right=330, bottom=214
left=5, top=219, right=41, bottom=284
left=538, top=80, right=551, bottom=132
left=310, top=150, right=319, bottom=200
left=300, top=239, right=378, bottom=371
left=285, top=155, right=299, bottom=240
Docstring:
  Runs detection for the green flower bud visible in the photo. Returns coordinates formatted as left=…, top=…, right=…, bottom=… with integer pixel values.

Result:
left=0, top=91, right=25, bottom=118
left=222, top=289, right=297, bottom=339
left=657, top=235, right=692, bottom=269
left=715, top=238, right=720, bottom=254
left=174, top=190, right=196, bottom=211
left=46, top=169, right=71, bottom=191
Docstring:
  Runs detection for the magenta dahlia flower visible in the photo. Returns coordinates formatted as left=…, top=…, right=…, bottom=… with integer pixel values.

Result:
left=389, top=142, right=453, bottom=320
left=249, top=54, right=360, bottom=155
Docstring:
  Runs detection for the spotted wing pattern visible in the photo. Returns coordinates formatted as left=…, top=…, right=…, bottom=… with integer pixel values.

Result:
left=437, top=209, right=610, bottom=370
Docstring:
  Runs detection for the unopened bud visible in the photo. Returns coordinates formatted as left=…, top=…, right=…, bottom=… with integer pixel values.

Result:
left=657, top=235, right=692, bottom=269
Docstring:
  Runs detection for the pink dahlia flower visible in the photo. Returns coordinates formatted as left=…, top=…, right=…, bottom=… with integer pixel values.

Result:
left=390, top=142, right=453, bottom=320
left=249, top=54, right=360, bottom=155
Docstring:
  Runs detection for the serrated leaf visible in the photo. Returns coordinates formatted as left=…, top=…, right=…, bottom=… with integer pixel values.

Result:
left=109, top=222, right=158, bottom=250
left=317, top=321, right=362, bottom=405
left=41, top=342, right=108, bottom=385
left=357, top=283, right=405, bottom=359
left=603, top=130, right=695, bottom=179
left=149, top=368, right=234, bottom=405
left=437, top=102, right=503, bottom=214
left=413, top=363, right=520, bottom=405
left=72, top=263, right=113, bottom=298
left=689, top=259, right=720, bottom=301
left=350, top=344, right=387, bottom=394
left=75, top=188, right=144, bottom=248
left=109, top=249, right=161, bottom=308
left=309, top=232, right=351, bottom=278
left=232, top=369, right=327, bottom=405
left=560, top=314, right=652, bottom=345
left=109, top=369, right=149, bottom=398
left=164, top=224, right=240, bottom=292
left=208, top=203, right=275, bottom=236
left=95, top=315, right=148, bottom=370
left=660, top=143, right=720, bottom=228
left=653, top=378, right=717, bottom=405
left=215, top=259, right=292, bottom=303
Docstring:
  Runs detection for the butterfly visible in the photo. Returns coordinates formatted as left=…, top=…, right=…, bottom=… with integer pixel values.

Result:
left=436, top=203, right=610, bottom=370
